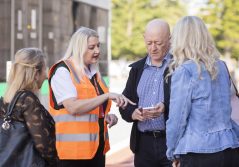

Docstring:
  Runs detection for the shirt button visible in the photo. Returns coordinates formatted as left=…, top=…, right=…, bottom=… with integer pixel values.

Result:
left=153, top=92, right=155, bottom=94
left=154, top=79, right=157, bottom=82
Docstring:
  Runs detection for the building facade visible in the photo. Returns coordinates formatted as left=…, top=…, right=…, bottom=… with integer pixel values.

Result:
left=0, top=0, right=110, bottom=81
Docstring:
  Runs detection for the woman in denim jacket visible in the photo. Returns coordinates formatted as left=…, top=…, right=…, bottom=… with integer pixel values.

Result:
left=166, top=16, right=239, bottom=167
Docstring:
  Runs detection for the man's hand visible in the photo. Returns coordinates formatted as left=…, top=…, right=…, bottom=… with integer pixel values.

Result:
left=142, top=102, right=165, bottom=120
left=132, top=107, right=144, bottom=121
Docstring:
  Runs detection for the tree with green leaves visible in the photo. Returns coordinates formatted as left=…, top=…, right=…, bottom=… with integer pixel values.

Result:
left=201, top=0, right=239, bottom=60
left=111, top=0, right=186, bottom=60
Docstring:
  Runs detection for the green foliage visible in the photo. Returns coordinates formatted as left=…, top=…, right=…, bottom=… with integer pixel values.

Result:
left=201, top=0, right=239, bottom=59
left=111, top=0, right=186, bottom=60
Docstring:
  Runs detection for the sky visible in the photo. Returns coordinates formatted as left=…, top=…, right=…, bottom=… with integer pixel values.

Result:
left=183, top=0, right=207, bottom=15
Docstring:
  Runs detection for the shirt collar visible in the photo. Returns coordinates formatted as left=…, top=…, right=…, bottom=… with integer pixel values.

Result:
left=85, top=65, right=97, bottom=79
left=145, top=52, right=172, bottom=68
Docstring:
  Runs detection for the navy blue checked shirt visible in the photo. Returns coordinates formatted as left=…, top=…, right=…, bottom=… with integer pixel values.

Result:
left=137, top=53, right=171, bottom=132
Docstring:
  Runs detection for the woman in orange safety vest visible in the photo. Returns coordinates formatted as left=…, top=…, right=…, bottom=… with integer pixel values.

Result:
left=48, top=27, right=135, bottom=167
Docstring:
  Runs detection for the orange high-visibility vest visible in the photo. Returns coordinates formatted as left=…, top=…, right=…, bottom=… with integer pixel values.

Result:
left=48, top=60, right=112, bottom=159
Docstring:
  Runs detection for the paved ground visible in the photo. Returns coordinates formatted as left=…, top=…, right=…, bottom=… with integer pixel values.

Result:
left=106, top=147, right=134, bottom=167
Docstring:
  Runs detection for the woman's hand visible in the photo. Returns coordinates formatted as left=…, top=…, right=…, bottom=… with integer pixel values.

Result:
left=105, top=114, right=118, bottom=128
left=108, top=93, right=136, bottom=108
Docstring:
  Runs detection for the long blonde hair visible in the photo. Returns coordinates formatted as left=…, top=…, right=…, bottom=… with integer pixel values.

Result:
left=168, top=16, right=220, bottom=79
left=63, top=27, right=99, bottom=79
left=4, top=48, right=45, bottom=103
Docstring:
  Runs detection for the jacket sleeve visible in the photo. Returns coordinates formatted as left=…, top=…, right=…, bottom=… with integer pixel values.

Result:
left=166, top=66, right=192, bottom=161
left=163, top=67, right=171, bottom=121
left=119, top=67, right=138, bottom=122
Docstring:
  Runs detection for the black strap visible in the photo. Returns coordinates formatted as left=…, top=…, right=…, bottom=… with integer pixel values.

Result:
left=48, top=61, right=68, bottom=110
left=223, top=61, right=239, bottom=98
left=5, top=91, right=25, bottom=117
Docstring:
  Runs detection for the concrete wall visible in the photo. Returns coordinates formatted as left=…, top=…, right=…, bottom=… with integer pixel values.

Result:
left=0, top=0, right=11, bottom=81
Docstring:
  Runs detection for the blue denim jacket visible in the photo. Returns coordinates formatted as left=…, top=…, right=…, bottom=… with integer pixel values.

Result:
left=166, top=60, right=239, bottom=161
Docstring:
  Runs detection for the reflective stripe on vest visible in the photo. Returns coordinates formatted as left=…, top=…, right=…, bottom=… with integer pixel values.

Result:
left=56, top=133, right=98, bottom=142
left=48, top=60, right=112, bottom=159
left=53, top=114, right=98, bottom=123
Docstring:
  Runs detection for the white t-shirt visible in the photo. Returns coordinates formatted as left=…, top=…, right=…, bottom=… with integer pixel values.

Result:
left=51, top=66, right=97, bottom=105
left=51, top=67, right=77, bottom=105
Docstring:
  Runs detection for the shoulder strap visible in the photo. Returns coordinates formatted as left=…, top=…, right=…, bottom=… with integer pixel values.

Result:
left=5, top=91, right=25, bottom=117
left=49, top=61, right=69, bottom=83
left=223, top=61, right=239, bottom=98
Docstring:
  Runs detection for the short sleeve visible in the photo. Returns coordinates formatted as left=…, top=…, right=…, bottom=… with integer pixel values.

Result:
left=51, top=67, right=77, bottom=104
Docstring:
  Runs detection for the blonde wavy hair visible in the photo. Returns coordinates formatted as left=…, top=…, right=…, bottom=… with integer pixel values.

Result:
left=168, top=16, right=220, bottom=79
left=63, top=27, right=99, bottom=79
left=4, top=48, right=45, bottom=103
